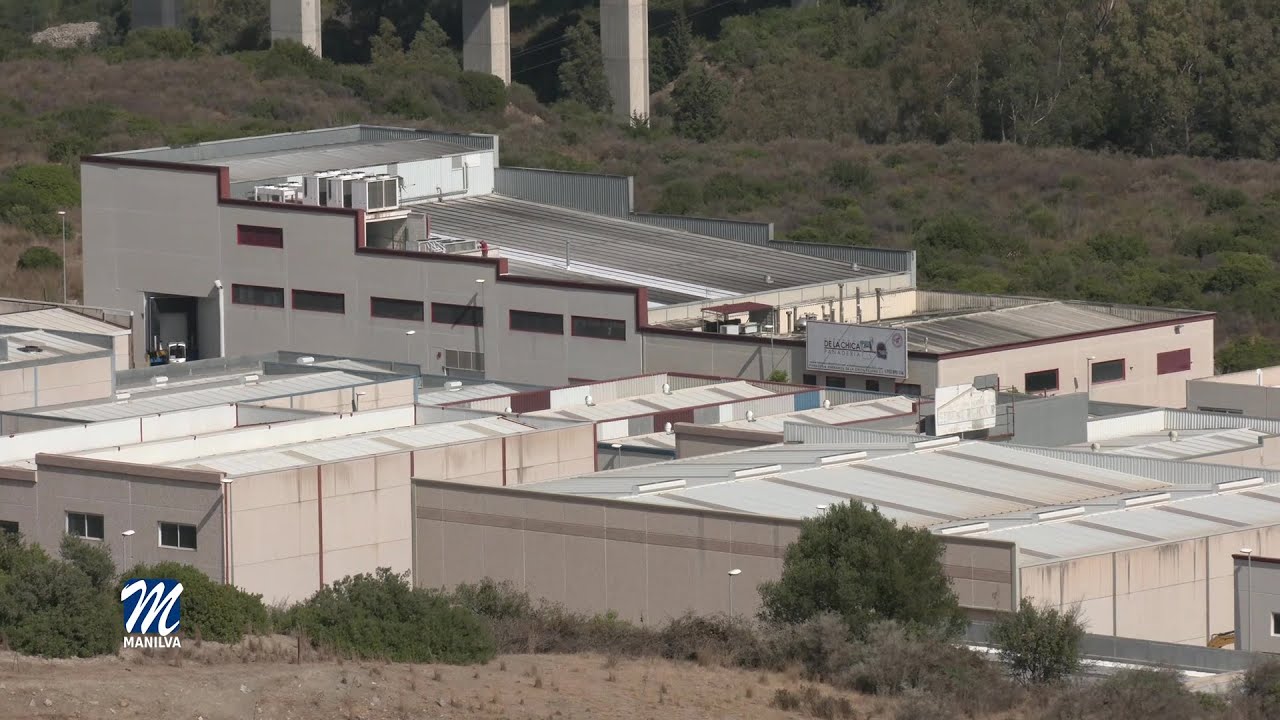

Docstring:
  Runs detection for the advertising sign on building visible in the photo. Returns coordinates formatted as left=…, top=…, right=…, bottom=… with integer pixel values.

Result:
left=933, top=384, right=998, bottom=436
left=805, top=321, right=908, bottom=379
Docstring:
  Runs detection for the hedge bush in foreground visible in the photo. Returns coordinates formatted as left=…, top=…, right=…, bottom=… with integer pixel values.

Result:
left=122, top=561, right=268, bottom=644
left=290, top=568, right=495, bottom=664
left=0, top=534, right=120, bottom=658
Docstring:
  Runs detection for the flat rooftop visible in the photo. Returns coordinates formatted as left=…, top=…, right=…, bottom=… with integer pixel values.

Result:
left=421, top=196, right=890, bottom=305
left=528, top=439, right=1171, bottom=527
left=523, top=380, right=777, bottom=424
left=0, top=308, right=130, bottom=337
left=191, top=138, right=475, bottom=184
left=1199, top=366, right=1280, bottom=388
left=175, top=415, right=537, bottom=478
left=883, top=299, right=1206, bottom=354
left=0, top=329, right=108, bottom=365
left=1068, top=408, right=1280, bottom=462
left=19, top=370, right=388, bottom=422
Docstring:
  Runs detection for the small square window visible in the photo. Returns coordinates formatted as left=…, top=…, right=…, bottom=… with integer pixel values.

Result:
left=802, top=374, right=817, bottom=386
left=825, top=376, right=846, bottom=389
left=1024, top=369, right=1059, bottom=394
left=0, top=520, right=18, bottom=536
left=67, top=512, right=104, bottom=540
left=865, top=379, right=881, bottom=392
left=158, top=522, right=197, bottom=551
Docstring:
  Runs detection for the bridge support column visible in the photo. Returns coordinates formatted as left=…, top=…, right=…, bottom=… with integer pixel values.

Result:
left=600, top=0, right=650, bottom=121
left=462, top=0, right=512, bottom=85
left=270, top=0, right=322, bottom=56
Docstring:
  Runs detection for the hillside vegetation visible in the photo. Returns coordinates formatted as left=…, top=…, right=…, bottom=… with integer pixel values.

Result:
left=2, top=0, right=1280, bottom=368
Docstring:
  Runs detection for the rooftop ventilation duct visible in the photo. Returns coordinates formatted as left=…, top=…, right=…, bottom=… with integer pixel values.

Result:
left=634, top=479, right=685, bottom=494
left=585, top=395, right=595, bottom=406
left=151, top=376, right=168, bottom=385
left=243, top=374, right=259, bottom=384
left=938, top=522, right=989, bottom=536
left=1036, top=506, right=1085, bottom=522
left=661, top=383, right=671, bottom=395
left=733, top=464, right=781, bottom=479
left=1217, top=477, right=1264, bottom=493
left=445, top=380, right=464, bottom=390
left=297, top=356, right=315, bottom=365
left=818, top=451, right=867, bottom=465
left=912, top=436, right=960, bottom=450
left=1122, top=492, right=1171, bottom=508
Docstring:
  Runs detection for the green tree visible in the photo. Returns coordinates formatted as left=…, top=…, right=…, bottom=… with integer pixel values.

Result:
left=60, top=535, right=115, bottom=592
left=672, top=66, right=728, bottom=142
left=558, top=19, right=611, bottom=113
left=16, top=246, right=62, bottom=270
left=187, top=0, right=269, bottom=52
left=0, top=534, right=120, bottom=658
left=989, top=598, right=1084, bottom=685
left=406, top=13, right=457, bottom=73
left=122, top=561, right=268, bottom=644
left=767, top=370, right=789, bottom=382
left=758, top=502, right=965, bottom=637
left=659, top=6, right=694, bottom=83
left=1204, top=252, right=1272, bottom=294
left=369, top=17, right=404, bottom=67
left=1216, top=336, right=1280, bottom=374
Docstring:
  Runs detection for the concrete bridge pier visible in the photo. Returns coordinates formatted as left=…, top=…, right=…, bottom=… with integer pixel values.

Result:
left=600, top=0, right=650, bottom=120
left=462, top=0, right=512, bottom=85
left=270, top=0, right=322, bottom=55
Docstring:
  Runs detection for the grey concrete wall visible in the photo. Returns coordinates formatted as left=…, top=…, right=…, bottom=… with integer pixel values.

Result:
left=674, top=423, right=782, bottom=458
left=1235, top=556, right=1280, bottom=653
left=28, top=456, right=225, bottom=580
left=0, top=356, right=115, bottom=411
left=82, top=162, right=645, bottom=386
left=999, top=392, right=1089, bottom=446
left=412, top=482, right=1017, bottom=623
left=643, top=332, right=801, bottom=381
left=1188, top=379, right=1280, bottom=418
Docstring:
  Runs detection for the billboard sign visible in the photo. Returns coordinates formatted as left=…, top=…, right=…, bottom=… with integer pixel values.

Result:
left=933, top=384, right=997, bottom=436
left=805, top=321, right=908, bottom=379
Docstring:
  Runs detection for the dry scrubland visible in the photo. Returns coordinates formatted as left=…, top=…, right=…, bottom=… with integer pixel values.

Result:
left=0, top=639, right=901, bottom=720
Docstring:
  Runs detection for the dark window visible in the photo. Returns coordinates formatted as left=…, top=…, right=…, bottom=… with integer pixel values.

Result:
left=1198, top=406, right=1244, bottom=415
left=802, top=374, right=817, bottom=386
left=1024, top=369, right=1059, bottom=393
left=432, top=302, right=483, bottom=327
left=231, top=284, right=285, bottom=308
left=1091, top=359, right=1126, bottom=384
left=571, top=316, right=626, bottom=341
left=293, top=289, right=345, bottom=314
left=371, top=296, right=424, bottom=321
left=159, top=522, right=197, bottom=550
left=510, top=310, right=564, bottom=335
left=825, top=376, right=846, bottom=389
left=236, top=225, right=283, bottom=248
left=1272, top=612, right=1280, bottom=636
left=865, top=379, right=881, bottom=392
left=895, top=383, right=922, bottom=397
left=1157, top=348, right=1192, bottom=375
left=443, top=349, right=485, bottom=372
left=0, top=520, right=17, bottom=536
left=67, top=512, right=104, bottom=540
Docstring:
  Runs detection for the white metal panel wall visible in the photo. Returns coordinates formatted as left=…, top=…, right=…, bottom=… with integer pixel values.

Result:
left=728, top=395, right=799, bottom=421
left=1086, top=410, right=1169, bottom=442
left=597, top=419, right=629, bottom=441
left=464, top=396, right=512, bottom=413
left=139, top=404, right=239, bottom=441
left=0, top=416, right=144, bottom=463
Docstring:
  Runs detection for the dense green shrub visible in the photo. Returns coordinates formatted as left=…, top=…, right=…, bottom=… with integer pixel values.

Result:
left=672, top=66, right=729, bottom=142
left=1238, top=658, right=1280, bottom=718
left=122, top=561, right=268, bottom=644
left=290, top=568, right=495, bottom=664
left=458, top=70, right=507, bottom=112
left=16, top=246, right=62, bottom=270
left=990, top=598, right=1084, bottom=685
left=828, top=159, right=876, bottom=194
left=758, top=502, right=966, bottom=638
left=122, top=28, right=197, bottom=60
left=0, top=534, right=120, bottom=658
left=1047, top=669, right=1212, bottom=720
left=60, top=535, right=115, bottom=592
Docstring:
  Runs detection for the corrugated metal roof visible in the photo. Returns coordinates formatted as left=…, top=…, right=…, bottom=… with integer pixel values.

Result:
left=29, top=371, right=376, bottom=421
left=0, top=308, right=130, bottom=336
left=972, top=483, right=1280, bottom=565
left=887, top=302, right=1137, bottom=353
left=530, top=381, right=776, bottom=423
left=420, top=196, right=890, bottom=297
left=1101, top=429, right=1269, bottom=460
left=178, top=416, right=533, bottom=477
left=0, top=329, right=107, bottom=363
left=192, top=138, right=473, bottom=183
left=418, top=383, right=525, bottom=406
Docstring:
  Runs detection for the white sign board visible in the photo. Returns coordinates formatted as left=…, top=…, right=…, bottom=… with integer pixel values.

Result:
left=805, top=321, right=908, bottom=379
left=934, top=384, right=997, bottom=436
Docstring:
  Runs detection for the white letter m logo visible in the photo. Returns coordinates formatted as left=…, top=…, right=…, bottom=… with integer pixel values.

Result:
left=121, top=579, right=183, bottom=637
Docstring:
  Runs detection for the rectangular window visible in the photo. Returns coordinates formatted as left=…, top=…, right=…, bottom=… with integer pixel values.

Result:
left=158, top=522, right=197, bottom=551
left=571, top=316, right=626, bottom=341
left=371, top=296, right=424, bottom=322
left=510, top=310, right=564, bottom=335
left=236, top=225, right=283, bottom=248
left=1157, top=348, right=1192, bottom=375
left=802, top=374, right=817, bottom=386
left=231, top=283, right=285, bottom=308
left=1272, top=612, right=1280, bottom=637
left=895, top=383, right=922, bottom=397
left=0, top=520, right=17, bottom=536
left=1198, top=406, right=1244, bottom=415
left=293, top=289, right=345, bottom=314
left=444, top=349, right=485, bottom=372
left=825, top=376, right=847, bottom=389
left=1024, top=369, right=1060, bottom=393
left=1091, top=358, right=1126, bottom=384
left=865, top=379, right=881, bottom=392
left=67, top=512, right=104, bottom=540
left=432, top=302, right=483, bottom=327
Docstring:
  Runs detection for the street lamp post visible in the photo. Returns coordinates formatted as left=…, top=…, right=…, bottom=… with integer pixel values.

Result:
left=57, top=210, right=67, bottom=303
left=405, top=329, right=416, bottom=363
left=763, top=324, right=776, bottom=378
left=1085, top=355, right=1096, bottom=395
left=121, top=529, right=136, bottom=570
left=728, top=568, right=742, bottom=615
left=475, top=279, right=486, bottom=377
left=610, top=442, right=622, bottom=469
left=1242, top=547, right=1254, bottom=650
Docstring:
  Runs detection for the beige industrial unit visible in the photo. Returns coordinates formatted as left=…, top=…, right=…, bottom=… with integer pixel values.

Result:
left=412, top=481, right=1017, bottom=623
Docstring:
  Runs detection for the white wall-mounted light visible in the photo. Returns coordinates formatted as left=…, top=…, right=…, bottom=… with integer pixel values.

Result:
left=121, top=530, right=135, bottom=537
left=728, top=569, right=742, bottom=576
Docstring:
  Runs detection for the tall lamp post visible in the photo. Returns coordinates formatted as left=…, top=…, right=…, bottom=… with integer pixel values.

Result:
left=404, top=329, right=416, bottom=363
left=475, top=279, right=486, bottom=377
left=728, top=568, right=742, bottom=616
left=57, top=210, right=68, bottom=303
left=1242, top=547, right=1254, bottom=650
left=121, top=529, right=136, bottom=570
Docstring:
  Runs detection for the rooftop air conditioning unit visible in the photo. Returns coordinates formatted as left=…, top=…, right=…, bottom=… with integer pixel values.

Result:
left=741, top=323, right=760, bottom=335
left=719, top=325, right=741, bottom=335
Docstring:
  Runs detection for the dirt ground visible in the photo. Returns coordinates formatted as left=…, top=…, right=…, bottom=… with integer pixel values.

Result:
left=0, top=636, right=893, bottom=720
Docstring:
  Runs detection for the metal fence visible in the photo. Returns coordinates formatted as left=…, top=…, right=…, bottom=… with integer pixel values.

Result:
left=966, top=623, right=1258, bottom=673
left=495, top=167, right=634, bottom=217
left=631, top=213, right=774, bottom=244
